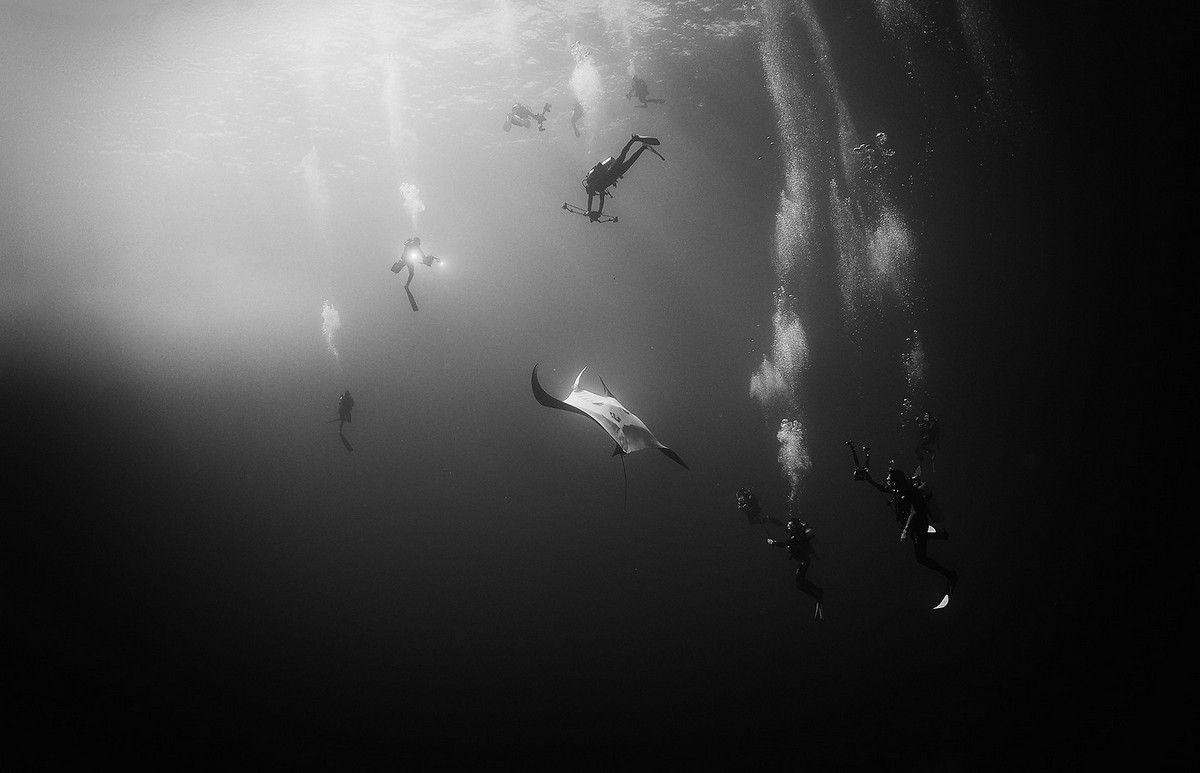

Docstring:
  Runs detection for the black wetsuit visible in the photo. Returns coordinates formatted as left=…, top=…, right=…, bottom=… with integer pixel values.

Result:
left=628, top=77, right=648, bottom=105
left=887, top=479, right=953, bottom=583
left=736, top=490, right=784, bottom=529
left=779, top=525, right=823, bottom=602
left=583, top=136, right=656, bottom=215
left=338, top=391, right=354, bottom=431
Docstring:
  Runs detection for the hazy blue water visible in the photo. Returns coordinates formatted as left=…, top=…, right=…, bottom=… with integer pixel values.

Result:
left=3, top=1, right=1145, bottom=768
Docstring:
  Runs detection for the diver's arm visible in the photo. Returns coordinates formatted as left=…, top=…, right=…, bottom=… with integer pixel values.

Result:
left=900, top=508, right=915, bottom=542
left=860, top=473, right=888, bottom=493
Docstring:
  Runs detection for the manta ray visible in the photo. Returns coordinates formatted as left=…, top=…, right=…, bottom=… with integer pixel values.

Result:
left=531, top=364, right=687, bottom=502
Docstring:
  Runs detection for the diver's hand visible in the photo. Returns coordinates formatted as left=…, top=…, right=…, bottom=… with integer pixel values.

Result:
left=899, top=529, right=908, bottom=543
left=766, top=539, right=776, bottom=546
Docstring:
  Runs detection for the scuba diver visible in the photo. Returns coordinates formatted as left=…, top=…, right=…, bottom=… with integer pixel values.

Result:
left=625, top=75, right=665, bottom=108
left=337, top=390, right=354, bottom=429
left=390, top=237, right=440, bottom=312
left=504, top=102, right=550, bottom=132
left=570, top=101, right=585, bottom=138
left=850, top=443, right=957, bottom=608
left=327, top=390, right=354, bottom=452
left=914, top=412, right=940, bottom=470
left=563, top=134, right=664, bottom=223
left=735, top=487, right=785, bottom=532
left=767, top=518, right=824, bottom=620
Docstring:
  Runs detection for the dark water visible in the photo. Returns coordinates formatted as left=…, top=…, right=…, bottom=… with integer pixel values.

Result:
left=2, top=1, right=1150, bottom=768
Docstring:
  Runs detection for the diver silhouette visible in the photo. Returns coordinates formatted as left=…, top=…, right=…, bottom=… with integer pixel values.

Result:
left=855, top=461, right=957, bottom=607
left=736, top=487, right=786, bottom=533
left=625, top=76, right=665, bottom=108
left=337, top=390, right=354, bottom=429
left=564, top=134, right=664, bottom=222
left=327, top=390, right=354, bottom=452
left=914, top=412, right=939, bottom=470
left=570, top=101, right=585, bottom=137
left=504, top=102, right=550, bottom=132
left=767, top=517, right=825, bottom=620
left=390, top=237, right=440, bottom=312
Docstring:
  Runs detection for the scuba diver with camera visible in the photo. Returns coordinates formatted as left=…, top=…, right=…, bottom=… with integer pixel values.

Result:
left=563, top=134, right=664, bottom=223
left=504, top=102, right=550, bottom=132
left=848, top=440, right=957, bottom=608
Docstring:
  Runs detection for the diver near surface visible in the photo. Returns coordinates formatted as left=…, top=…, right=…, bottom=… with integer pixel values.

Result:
left=625, top=75, right=665, bottom=108
left=914, top=412, right=939, bottom=470
left=504, top=102, right=550, bottom=132
left=390, top=237, right=440, bottom=312
left=563, top=134, right=664, bottom=223
left=849, top=441, right=957, bottom=608
left=570, top=101, right=585, bottom=137
left=767, top=517, right=824, bottom=620
left=735, top=487, right=785, bottom=532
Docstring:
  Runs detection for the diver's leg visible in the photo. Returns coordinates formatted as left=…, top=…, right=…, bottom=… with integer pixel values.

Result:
left=914, top=510, right=947, bottom=540
left=795, top=564, right=824, bottom=603
left=912, top=536, right=954, bottom=582
left=613, top=145, right=649, bottom=178
left=404, top=263, right=415, bottom=289
left=612, top=136, right=640, bottom=167
left=797, top=578, right=824, bottom=604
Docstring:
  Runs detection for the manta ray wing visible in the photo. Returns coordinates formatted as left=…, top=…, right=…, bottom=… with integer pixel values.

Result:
left=531, top=365, right=687, bottom=468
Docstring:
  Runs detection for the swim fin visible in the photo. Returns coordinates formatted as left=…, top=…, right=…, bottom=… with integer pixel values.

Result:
left=933, top=572, right=958, bottom=609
